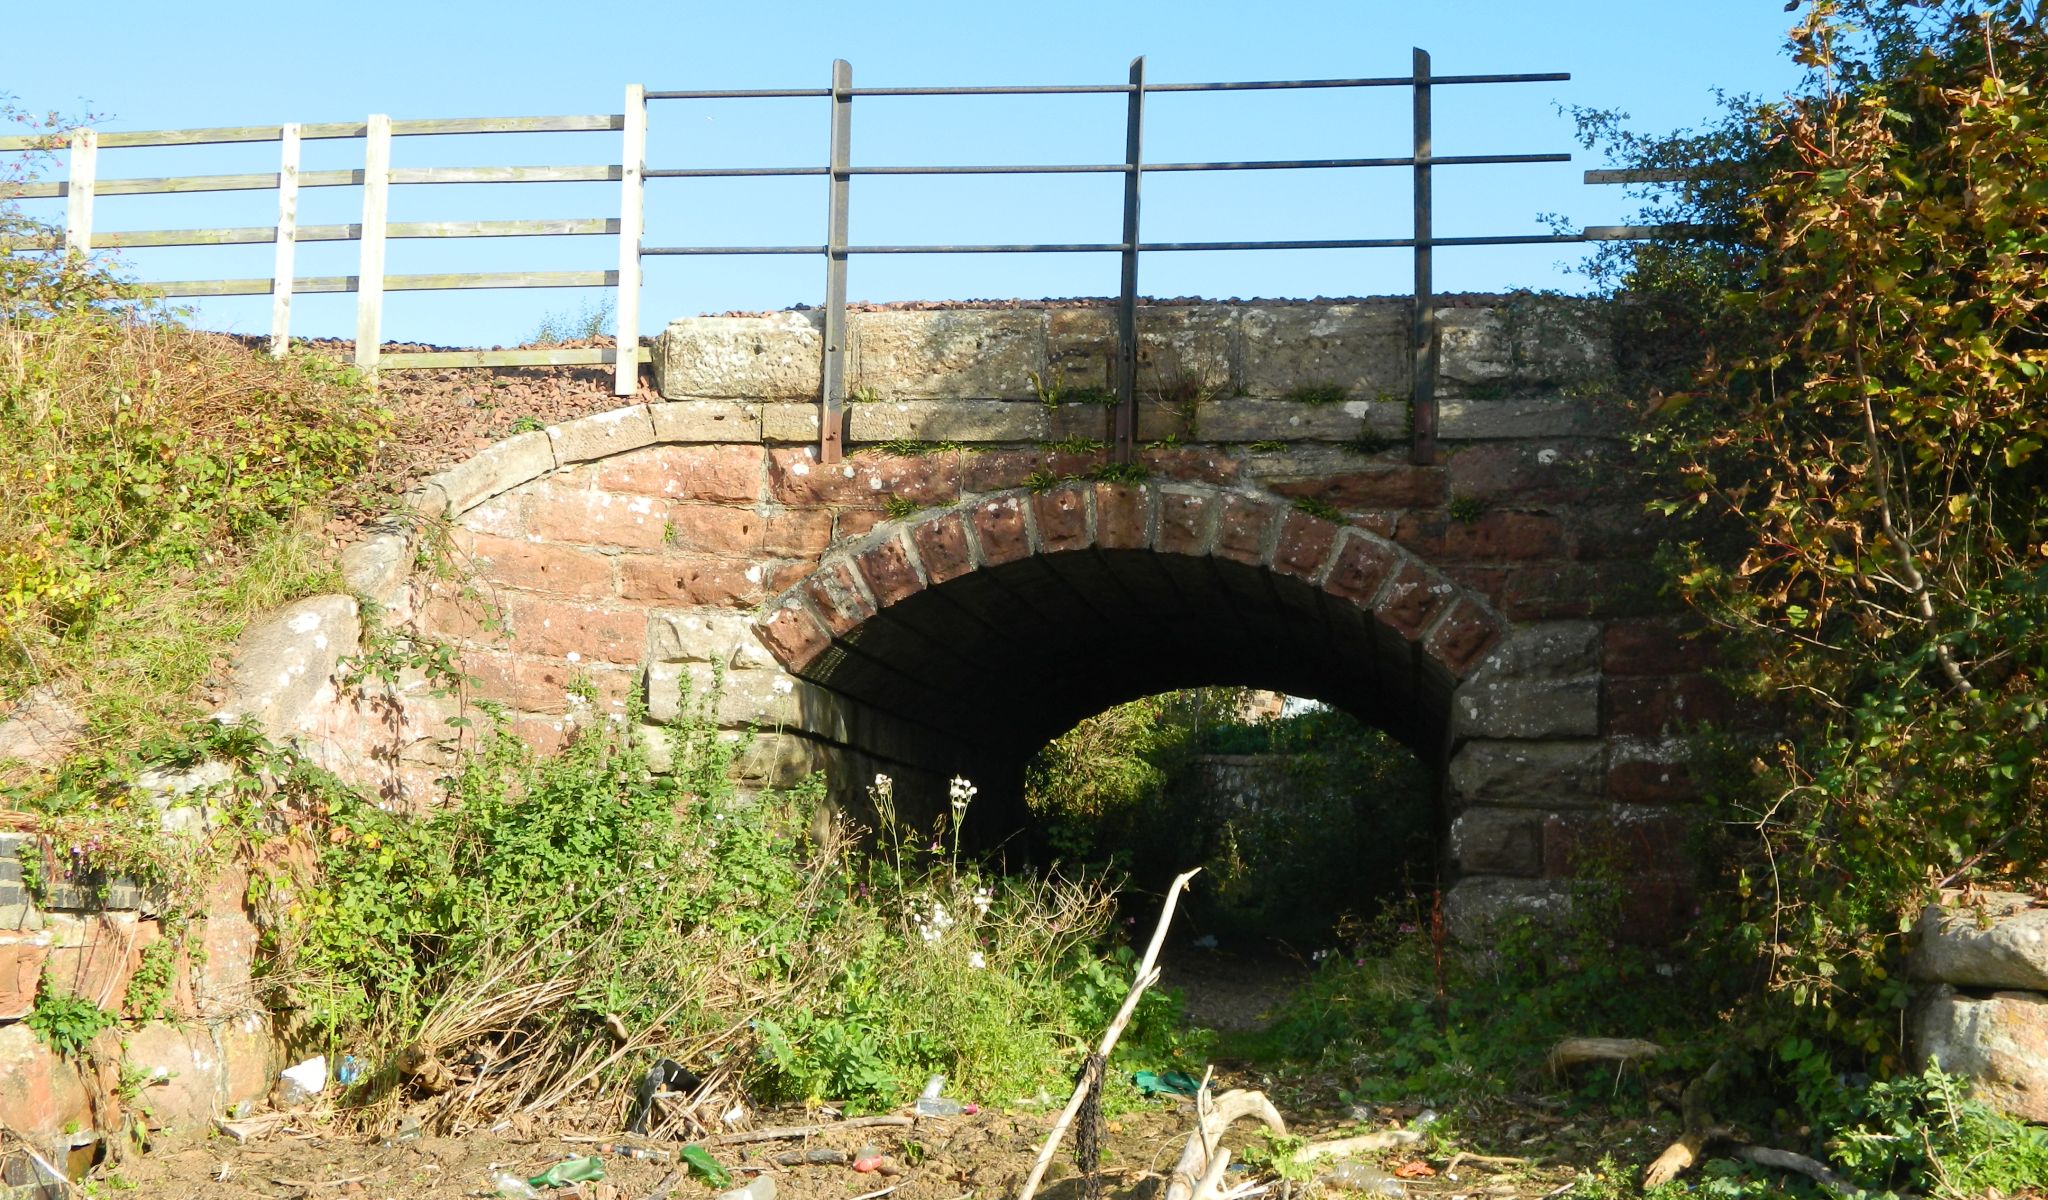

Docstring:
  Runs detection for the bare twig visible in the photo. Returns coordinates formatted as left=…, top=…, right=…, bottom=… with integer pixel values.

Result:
left=705, top=1116, right=914, bottom=1146
left=1731, top=1145, right=1871, bottom=1199
left=1017, top=867, right=1201, bottom=1200
left=1164, top=1090, right=1288, bottom=1200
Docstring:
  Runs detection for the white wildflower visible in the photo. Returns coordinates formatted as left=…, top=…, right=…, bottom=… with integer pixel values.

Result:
left=968, top=950, right=987, bottom=970
left=948, top=776, right=977, bottom=811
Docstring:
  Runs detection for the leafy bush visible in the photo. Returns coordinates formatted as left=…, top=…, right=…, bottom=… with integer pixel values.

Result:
left=263, top=682, right=1145, bottom=1120
left=1572, top=0, right=2048, bottom=1114
left=1, top=118, right=389, bottom=758
left=26, top=983, right=117, bottom=1059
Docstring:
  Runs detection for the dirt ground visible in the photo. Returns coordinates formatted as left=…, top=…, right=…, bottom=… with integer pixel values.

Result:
left=105, top=1090, right=1614, bottom=1200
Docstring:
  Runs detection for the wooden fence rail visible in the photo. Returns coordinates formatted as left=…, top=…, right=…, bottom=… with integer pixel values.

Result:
left=0, top=95, right=649, bottom=394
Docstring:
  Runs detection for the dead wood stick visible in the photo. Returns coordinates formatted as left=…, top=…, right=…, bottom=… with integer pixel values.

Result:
left=1294, top=1130, right=1422, bottom=1162
left=643, top=1169, right=681, bottom=1200
left=1017, top=867, right=1202, bottom=1200
left=1546, top=1037, right=1663, bottom=1074
left=1163, top=1089, right=1288, bottom=1200
left=704, top=1115, right=913, bottom=1146
left=1643, top=1062, right=1723, bottom=1189
left=1731, top=1146, right=1872, bottom=1199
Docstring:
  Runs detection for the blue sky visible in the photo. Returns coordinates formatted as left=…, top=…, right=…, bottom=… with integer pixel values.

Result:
left=7, top=1, right=1806, bottom=347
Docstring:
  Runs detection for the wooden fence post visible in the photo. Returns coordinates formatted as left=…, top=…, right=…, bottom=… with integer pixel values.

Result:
left=63, top=129, right=97, bottom=254
left=270, top=123, right=301, bottom=356
left=615, top=84, right=646, bottom=397
left=355, top=113, right=392, bottom=379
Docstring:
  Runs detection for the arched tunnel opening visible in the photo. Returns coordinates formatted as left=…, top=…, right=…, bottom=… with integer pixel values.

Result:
left=764, top=488, right=1494, bottom=995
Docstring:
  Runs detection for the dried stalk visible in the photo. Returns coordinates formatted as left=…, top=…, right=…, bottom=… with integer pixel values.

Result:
left=1016, top=867, right=1201, bottom=1200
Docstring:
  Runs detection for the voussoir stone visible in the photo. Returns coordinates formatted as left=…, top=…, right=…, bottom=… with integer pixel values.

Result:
left=1913, top=984, right=2048, bottom=1123
left=433, top=429, right=555, bottom=514
left=1912, top=893, right=2048, bottom=991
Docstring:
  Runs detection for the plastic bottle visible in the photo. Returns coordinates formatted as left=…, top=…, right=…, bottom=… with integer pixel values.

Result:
left=528, top=1157, right=606, bottom=1188
left=600, top=1143, right=672, bottom=1161
left=913, top=1074, right=971, bottom=1116
left=715, top=1176, right=777, bottom=1200
left=1317, top=1161, right=1406, bottom=1197
left=493, top=1175, right=543, bottom=1199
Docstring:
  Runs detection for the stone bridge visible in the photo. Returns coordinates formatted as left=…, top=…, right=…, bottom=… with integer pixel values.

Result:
left=320, top=296, right=1717, bottom=937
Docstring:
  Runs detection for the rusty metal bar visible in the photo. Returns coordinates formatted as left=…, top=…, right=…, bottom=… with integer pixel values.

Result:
left=821, top=59, right=853, bottom=466
left=1409, top=47, right=1438, bottom=467
left=1114, top=57, right=1145, bottom=466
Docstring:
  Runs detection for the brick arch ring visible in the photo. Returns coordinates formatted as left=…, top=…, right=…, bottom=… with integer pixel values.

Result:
left=753, top=477, right=1507, bottom=706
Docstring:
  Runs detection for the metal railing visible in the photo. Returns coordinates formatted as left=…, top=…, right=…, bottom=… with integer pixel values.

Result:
left=1, top=53, right=1716, bottom=465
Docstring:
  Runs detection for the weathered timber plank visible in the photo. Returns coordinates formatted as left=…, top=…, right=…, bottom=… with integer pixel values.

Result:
left=380, top=346, right=653, bottom=369
left=355, top=115, right=392, bottom=375
left=0, top=114, right=620, bottom=150
left=388, top=165, right=622, bottom=185
left=615, top=84, right=647, bottom=397
left=270, top=124, right=301, bottom=354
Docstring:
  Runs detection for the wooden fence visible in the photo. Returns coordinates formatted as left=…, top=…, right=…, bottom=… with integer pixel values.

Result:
left=1, top=90, right=651, bottom=396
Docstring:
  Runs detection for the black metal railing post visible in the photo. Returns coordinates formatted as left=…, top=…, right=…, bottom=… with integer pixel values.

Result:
left=1114, top=57, right=1145, bottom=464
left=1409, top=47, right=1438, bottom=465
left=821, top=59, right=853, bottom=464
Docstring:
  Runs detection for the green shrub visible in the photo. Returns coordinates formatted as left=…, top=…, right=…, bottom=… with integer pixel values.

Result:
left=27, top=983, right=116, bottom=1059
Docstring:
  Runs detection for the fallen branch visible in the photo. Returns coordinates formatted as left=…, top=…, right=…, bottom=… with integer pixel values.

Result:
left=1016, top=868, right=1201, bottom=1200
left=1546, top=1037, right=1663, bottom=1074
left=1731, top=1146, right=1871, bottom=1200
left=1163, top=1089, right=1288, bottom=1200
left=1643, top=1063, right=1722, bottom=1190
left=704, top=1115, right=913, bottom=1146
left=1294, top=1130, right=1421, bottom=1162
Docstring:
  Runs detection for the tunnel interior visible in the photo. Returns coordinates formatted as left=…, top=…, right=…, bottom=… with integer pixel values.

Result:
left=788, top=540, right=1462, bottom=945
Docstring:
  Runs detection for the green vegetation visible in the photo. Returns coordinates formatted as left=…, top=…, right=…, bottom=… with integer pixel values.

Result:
left=1290, top=496, right=1343, bottom=522
left=881, top=495, right=923, bottom=519
left=864, top=438, right=973, bottom=458
left=260, top=686, right=1190, bottom=1120
left=1087, top=461, right=1150, bottom=484
left=1026, top=693, right=1433, bottom=948
left=526, top=296, right=614, bottom=346
left=0, top=133, right=388, bottom=762
left=1039, top=435, right=1108, bottom=455
left=1029, top=368, right=1116, bottom=409
left=26, top=983, right=117, bottom=1059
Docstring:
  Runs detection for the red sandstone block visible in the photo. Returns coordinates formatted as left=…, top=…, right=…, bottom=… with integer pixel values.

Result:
left=1446, top=443, right=1598, bottom=506
left=504, top=711, right=575, bottom=756
left=1270, top=465, right=1445, bottom=509
left=1603, top=618, right=1715, bottom=676
left=525, top=484, right=668, bottom=549
left=1139, top=446, right=1239, bottom=486
left=1608, top=759, right=1699, bottom=805
left=0, top=937, right=48, bottom=1020
left=43, top=914, right=142, bottom=1013
left=462, top=533, right=612, bottom=597
left=756, top=600, right=834, bottom=671
left=502, top=596, right=645, bottom=663
left=1423, top=596, right=1501, bottom=677
left=464, top=650, right=634, bottom=715
left=664, top=503, right=833, bottom=558
left=1212, top=494, right=1281, bottom=565
left=1440, top=563, right=1511, bottom=607
left=418, top=587, right=498, bottom=643
left=910, top=513, right=974, bottom=584
left=804, top=560, right=877, bottom=636
left=963, top=449, right=1105, bottom=493
left=835, top=508, right=888, bottom=541
left=1031, top=485, right=1091, bottom=552
left=769, top=448, right=961, bottom=506
left=595, top=444, right=765, bottom=504
left=970, top=496, right=1032, bottom=566
left=855, top=536, right=925, bottom=608
left=1375, top=561, right=1452, bottom=642
left=1154, top=489, right=1214, bottom=556
left=1398, top=510, right=1565, bottom=561
left=1605, top=674, right=1734, bottom=737
left=618, top=555, right=788, bottom=608
left=1320, top=532, right=1400, bottom=607
left=1271, top=512, right=1340, bottom=581
left=1566, top=504, right=1662, bottom=561
left=1093, top=482, right=1149, bottom=550
left=1542, top=810, right=1694, bottom=880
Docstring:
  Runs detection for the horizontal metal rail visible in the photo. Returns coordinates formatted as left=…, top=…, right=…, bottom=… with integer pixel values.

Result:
left=644, top=72, right=1570, bottom=101
left=647, top=152, right=1572, bottom=179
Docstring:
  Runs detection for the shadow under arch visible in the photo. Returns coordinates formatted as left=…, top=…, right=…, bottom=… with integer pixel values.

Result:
left=751, top=478, right=1505, bottom=843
